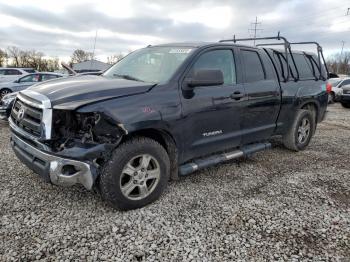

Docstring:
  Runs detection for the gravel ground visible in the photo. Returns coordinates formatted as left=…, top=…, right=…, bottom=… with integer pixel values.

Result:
left=0, top=104, right=349, bottom=261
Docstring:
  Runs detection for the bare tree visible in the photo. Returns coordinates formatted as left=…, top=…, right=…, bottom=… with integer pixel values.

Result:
left=327, top=51, right=350, bottom=75
left=70, top=49, right=95, bottom=64
left=0, top=49, right=7, bottom=66
left=7, top=46, right=21, bottom=67
left=107, top=54, right=124, bottom=65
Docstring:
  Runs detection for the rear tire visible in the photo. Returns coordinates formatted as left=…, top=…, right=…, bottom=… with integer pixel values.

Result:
left=283, top=109, right=315, bottom=151
left=341, top=102, right=350, bottom=108
left=99, top=137, right=170, bottom=210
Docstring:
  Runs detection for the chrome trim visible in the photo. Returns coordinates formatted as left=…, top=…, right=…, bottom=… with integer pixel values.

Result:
left=9, top=116, right=51, bottom=151
left=224, top=151, right=244, bottom=160
left=17, top=90, right=53, bottom=139
left=18, top=90, right=51, bottom=109
left=11, top=132, right=94, bottom=190
left=190, top=163, right=199, bottom=171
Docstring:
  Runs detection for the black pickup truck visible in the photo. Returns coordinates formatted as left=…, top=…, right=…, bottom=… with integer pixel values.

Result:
left=9, top=35, right=329, bottom=210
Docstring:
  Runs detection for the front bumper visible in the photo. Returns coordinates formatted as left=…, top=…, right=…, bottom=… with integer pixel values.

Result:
left=10, top=131, right=96, bottom=190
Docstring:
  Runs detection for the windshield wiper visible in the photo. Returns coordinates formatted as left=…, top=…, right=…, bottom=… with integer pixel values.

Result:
left=113, top=74, right=144, bottom=82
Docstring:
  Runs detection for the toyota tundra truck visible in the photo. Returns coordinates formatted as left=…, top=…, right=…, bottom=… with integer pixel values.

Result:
left=9, top=35, right=329, bottom=210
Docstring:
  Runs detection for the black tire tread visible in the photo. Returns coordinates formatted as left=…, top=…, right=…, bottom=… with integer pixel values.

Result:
left=99, top=137, right=170, bottom=210
left=283, top=109, right=315, bottom=151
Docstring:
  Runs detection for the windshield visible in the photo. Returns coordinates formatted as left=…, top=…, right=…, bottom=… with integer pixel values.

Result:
left=103, top=47, right=194, bottom=83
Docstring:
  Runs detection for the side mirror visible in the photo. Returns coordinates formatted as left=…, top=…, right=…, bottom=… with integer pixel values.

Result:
left=186, top=69, right=224, bottom=88
left=14, top=79, right=19, bottom=83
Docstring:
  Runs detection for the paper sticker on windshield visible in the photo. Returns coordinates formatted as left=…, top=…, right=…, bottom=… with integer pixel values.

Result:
left=169, top=48, right=192, bottom=54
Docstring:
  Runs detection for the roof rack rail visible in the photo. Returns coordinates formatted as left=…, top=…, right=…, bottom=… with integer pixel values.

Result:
left=290, top=42, right=328, bottom=80
left=256, top=41, right=329, bottom=81
left=219, top=32, right=293, bottom=82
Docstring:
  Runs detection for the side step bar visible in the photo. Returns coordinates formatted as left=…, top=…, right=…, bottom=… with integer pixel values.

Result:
left=179, top=142, right=271, bottom=176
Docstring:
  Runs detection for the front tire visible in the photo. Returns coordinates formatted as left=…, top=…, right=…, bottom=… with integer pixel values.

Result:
left=283, top=109, right=315, bottom=151
left=100, top=137, right=170, bottom=210
left=0, top=88, right=12, bottom=99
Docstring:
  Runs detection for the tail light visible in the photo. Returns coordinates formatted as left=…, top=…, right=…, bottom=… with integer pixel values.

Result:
left=326, top=83, right=332, bottom=93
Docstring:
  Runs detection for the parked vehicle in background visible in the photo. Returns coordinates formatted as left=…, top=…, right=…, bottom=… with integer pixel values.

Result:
left=8, top=35, right=329, bottom=210
left=0, top=68, right=37, bottom=83
left=340, top=84, right=350, bottom=108
left=0, top=92, right=17, bottom=120
left=0, top=72, right=63, bottom=98
left=326, top=78, right=346, bottom=103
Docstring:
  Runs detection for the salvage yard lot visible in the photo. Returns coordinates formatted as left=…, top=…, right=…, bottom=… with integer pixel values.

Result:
left=0, top=104, right=349, bottom=261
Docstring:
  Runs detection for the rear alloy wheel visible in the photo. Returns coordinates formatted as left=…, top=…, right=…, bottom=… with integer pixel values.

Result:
left=297, top=118, right=311, bottom=144
left=100, top=137, right=170, bottom=210
left=0, top=89, right=11, bottom=99
left=283, top=109, right=315, bottom=151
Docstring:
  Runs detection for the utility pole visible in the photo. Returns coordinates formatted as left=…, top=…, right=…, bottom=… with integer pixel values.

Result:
left=337, top=41, right=345, bottom=74
left=90, top=30, right=98, bottom=70
left=346, top=8, right=349, bottom=15
left=249, top=17, right=263, bottom=46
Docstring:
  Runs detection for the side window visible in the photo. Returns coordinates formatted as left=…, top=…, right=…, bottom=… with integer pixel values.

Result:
left=19, top=74, right=40, bottom=83
left=41, top=74, right=59, bottom=81
left=192, top=50, right=236, bottom=85
left=242, top=50, right=265, bottom=82
left=341, top=79, right=350, bottom=87
left=5, top=69, right=22, bottom=75
left=0, top=69, right=5, bottom=75
left=292, top=54, right=314, bottom=79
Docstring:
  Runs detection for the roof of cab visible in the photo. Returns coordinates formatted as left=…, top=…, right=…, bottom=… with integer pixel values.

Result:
left=150, top=41, right=254, bottom=49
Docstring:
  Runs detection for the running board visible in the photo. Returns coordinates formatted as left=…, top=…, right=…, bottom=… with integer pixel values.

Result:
left=179, top=142, right=271, bottom=176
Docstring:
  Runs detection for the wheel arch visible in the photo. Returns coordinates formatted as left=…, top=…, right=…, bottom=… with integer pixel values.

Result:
left=298, top=100, right=320, bottom=123
left=123, top=128, right=179, bottom=180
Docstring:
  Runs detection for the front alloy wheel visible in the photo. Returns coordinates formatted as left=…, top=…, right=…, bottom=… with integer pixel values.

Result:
left=120, top=154, right=160, bottom=200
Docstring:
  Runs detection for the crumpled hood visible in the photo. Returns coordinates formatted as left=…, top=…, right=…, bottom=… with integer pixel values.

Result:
left=26, top=75, right=154, bottom=109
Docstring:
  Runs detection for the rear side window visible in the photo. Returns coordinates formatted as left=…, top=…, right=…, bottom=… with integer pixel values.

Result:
left=0, top=69, right=5, bottom=75
left=292, top=54, right=313, bottom=79
left=41, top=74, right=60, bottom=81
left=19, top=74, right=40, bottom=83
left=242, top=50, right=265, bottom=82
left=24, top=69, right=36, bottom=73
left=5, top=69, right=22, bottom=75
left=192, top=49, right=236, bottom=85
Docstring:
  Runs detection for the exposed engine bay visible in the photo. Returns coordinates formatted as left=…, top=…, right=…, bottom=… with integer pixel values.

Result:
left=48, top=110, right=125, bottom=161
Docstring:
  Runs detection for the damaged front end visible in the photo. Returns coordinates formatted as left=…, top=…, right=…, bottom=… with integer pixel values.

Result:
left=49, top=110, right=126, bottom=165
left=10, top=102, right=126, bottom=190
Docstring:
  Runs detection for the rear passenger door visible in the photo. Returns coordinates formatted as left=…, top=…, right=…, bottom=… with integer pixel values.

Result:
left=239, top=48, right=281, bottom=144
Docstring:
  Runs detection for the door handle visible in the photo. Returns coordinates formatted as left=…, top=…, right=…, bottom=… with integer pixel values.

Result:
left=230, top=91, right=244, bottom=100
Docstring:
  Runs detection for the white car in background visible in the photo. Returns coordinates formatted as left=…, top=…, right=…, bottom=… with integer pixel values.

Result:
left=327, top=78, right=350, bottom=103
left=0, top=68, right=37, bottom=83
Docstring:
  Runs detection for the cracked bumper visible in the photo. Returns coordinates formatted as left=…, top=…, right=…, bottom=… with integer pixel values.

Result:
left=10, top=132, right=96, bottom=190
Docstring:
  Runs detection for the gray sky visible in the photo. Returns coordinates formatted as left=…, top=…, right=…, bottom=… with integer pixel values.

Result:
left=0, top=0, right=349, bottom=62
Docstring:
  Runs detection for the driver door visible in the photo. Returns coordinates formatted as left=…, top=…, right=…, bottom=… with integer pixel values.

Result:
left=180, top=48, right=245, bottom=161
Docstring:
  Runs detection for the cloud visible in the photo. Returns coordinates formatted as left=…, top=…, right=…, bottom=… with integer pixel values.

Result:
left=0, top=0, right=348, bottom=61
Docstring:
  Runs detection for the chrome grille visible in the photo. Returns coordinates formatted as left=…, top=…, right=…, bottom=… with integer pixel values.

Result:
left=11, top=98, right=43, bottom=137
